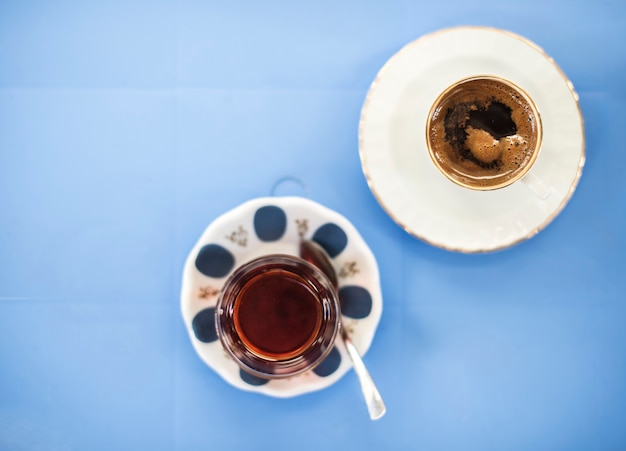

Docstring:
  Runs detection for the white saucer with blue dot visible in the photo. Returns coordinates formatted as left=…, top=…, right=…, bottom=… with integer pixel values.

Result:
left=181, top=197, right=382, bottom=397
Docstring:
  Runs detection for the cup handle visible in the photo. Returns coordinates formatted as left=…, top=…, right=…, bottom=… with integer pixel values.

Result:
left=520, top=171, right=551, bottom=200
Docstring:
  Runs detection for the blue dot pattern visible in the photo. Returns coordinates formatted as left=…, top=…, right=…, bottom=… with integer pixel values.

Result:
left=240, top=369, right=270, bottom=386
left=312, top=223, right=348, bottom=258
left=195, top=244, right=235, bottom=278
left=254, top=205, right=287, bottom=242
left=190, top=204, right=367, bottom=389
left=339, top=286, right=373, bottom=319
left=192, top=307, right=218, bottom=343
left=313, top=346, right=342, bottom=377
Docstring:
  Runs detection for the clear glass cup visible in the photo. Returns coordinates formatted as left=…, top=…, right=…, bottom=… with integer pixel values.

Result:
left=215, top=254, right=340, bottom=379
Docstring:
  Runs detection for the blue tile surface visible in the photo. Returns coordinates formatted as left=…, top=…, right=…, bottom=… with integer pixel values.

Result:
left=1, top=1, right=625, bottom=449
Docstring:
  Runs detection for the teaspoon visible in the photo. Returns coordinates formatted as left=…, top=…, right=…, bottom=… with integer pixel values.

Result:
left=300, top=240, right=386, bottom=420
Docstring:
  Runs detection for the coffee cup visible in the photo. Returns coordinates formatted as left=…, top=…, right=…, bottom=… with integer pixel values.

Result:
left=215, top=254, right=340, bottom=379
left=426, top=75, right=548, bottom=196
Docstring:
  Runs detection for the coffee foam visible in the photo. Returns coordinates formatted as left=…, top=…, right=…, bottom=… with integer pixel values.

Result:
left=465, top=127, right=501, bottom=163
left=428, top=78, right=539, bottom=189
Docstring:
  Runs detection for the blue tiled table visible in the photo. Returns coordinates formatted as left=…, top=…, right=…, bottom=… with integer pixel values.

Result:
left=1, top=1, right=624, bottom=450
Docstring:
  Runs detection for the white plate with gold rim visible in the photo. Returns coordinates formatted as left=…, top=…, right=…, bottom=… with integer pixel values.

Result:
left=180, top=197, right=382, bottom=397
left=359, top=26, right=585, bottom=253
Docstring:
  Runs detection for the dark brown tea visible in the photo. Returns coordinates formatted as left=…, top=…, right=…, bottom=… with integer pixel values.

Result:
left=233, top=269, right=323, bottom=360
left=215, top=255, right=339, bottom=379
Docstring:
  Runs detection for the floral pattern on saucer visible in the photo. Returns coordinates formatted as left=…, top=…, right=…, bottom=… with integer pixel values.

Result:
left=180, top=197, right=382, bottom=398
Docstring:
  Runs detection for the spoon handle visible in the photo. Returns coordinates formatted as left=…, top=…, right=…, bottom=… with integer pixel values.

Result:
left=341, top=326, right=386, bottom=420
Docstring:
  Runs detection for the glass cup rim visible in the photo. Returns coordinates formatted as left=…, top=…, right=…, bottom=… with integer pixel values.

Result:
left=215, top=254, right=340, bottom=379
left=425, top=75, right=543, bottom=191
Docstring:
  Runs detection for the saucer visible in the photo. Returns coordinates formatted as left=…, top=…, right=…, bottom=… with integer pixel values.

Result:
left=359, top=26, right=585, bottom=252
left=180, top=197, right=382, bottom=397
